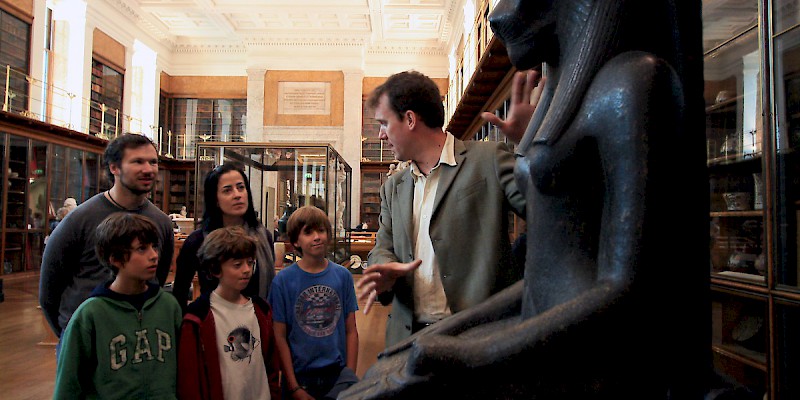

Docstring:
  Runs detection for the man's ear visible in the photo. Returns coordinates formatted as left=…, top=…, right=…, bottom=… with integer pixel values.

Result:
left=405, top=110, right=416, bottom=129
left=108, top=162, right=120, bottom=177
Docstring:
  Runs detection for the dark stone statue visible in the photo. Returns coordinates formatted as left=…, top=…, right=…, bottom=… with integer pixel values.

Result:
left=341, top=0, right=709, bottom=398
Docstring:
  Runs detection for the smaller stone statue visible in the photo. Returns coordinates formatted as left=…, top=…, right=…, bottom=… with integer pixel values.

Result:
left=179, top=205, right=187, bottom=218
left=63, top=197, right=78, bottom=213
left=395, top=161, right=410, bottom=173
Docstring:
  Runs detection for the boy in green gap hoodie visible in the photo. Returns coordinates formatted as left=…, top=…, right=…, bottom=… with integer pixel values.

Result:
left=53, top=213, right=182, bottom=399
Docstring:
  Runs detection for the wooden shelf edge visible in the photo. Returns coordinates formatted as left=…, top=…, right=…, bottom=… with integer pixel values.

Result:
left=705, top=94, right=744, bottom=113
left=712, top=344, right=767, bottom=371
left=707, top=152, right=761, bottom=166
left=711, top=278, right=770, bottom=296
left=710, top=210, right=763, bottom=217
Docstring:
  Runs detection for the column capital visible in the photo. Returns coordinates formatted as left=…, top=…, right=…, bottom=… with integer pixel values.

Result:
left=342, top=69, right=365, bottom=79
left=246, top=68, right=267, bottom=81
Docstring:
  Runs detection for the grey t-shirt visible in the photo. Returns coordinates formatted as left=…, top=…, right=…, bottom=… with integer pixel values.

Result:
left=38, top=193, right=174, bottom=336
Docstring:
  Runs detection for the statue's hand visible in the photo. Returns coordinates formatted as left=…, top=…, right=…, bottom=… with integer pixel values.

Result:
left=380, top=303, right=478, bottom=359
left=382, top=281, right=525, bottom=359
left=338, top=343, right=430, bottom=400
left=407, top=332, right=479, bottom=376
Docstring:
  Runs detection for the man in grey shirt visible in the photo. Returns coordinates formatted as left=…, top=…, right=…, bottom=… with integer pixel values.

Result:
left=39, top=134, right=174, bottom=341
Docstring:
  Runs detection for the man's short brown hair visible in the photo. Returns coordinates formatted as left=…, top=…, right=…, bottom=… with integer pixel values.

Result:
left=366, top=70, right=444, bottom=129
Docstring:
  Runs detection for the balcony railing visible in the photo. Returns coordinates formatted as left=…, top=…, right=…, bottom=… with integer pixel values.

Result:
left=1, top=65, right=152, bottom=141
left=0, top=65, right=247, bottom=161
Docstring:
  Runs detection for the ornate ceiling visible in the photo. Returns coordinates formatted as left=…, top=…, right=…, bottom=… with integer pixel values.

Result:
left=110, top=0, right=465, bottom=55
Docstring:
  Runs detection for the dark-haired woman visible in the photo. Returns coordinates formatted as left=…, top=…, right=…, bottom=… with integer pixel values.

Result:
left=172, top=164, right=275, bottom=311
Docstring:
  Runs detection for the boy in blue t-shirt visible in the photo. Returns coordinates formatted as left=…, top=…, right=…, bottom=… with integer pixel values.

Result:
left=268, top=205, right=359, bottom=399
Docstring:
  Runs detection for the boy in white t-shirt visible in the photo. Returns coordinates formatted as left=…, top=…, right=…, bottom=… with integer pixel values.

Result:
left=177, top=226, right=280, bottom=399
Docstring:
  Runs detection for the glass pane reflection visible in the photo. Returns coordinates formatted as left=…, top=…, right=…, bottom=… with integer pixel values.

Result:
left=705, top=13, right=765, bottom=282
left=194, top=143, right=352, bottom=265
left=702, top=0, right=758, bottom=53
left=773, top=0, right=800, bottom=35
left=773, top=27, right=800, bottom=288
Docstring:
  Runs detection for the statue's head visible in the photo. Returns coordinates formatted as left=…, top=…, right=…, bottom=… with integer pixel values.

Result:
left=489, top=0, right=702, bottom=148
left=487, top=0, right=558, bottom=69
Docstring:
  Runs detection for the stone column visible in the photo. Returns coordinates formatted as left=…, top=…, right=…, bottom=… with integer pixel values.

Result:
left=28, top=0, right=48, bottom=119
left=246, top=67, right=266, bottom=142
left=343, top=69, right=364, bottom=229
left=50, top=0, right=90, bottom=132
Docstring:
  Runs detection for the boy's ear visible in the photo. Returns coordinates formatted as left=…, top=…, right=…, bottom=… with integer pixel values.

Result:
left=109, top=256, right=125, bottom=270
left=209, top=263, right=222, bottom=279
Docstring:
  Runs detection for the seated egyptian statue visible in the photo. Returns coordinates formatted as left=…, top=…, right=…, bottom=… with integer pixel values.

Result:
left=341, top=0, right=709, bottom=398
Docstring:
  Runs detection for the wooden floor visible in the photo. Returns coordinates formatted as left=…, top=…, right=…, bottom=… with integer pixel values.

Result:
left=0, top=273, right=389, bottom=399
left=0, top=273, right=58, bottom=400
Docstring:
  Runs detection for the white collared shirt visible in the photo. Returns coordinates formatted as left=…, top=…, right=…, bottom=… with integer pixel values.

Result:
left=410, top=132, right=457, bottom=323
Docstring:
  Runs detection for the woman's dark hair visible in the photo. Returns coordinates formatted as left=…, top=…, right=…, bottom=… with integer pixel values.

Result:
left=202, top=163, right=260, bottom=231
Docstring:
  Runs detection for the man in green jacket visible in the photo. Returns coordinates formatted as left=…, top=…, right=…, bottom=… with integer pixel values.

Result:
left=357, top=70, right=529, bottom=347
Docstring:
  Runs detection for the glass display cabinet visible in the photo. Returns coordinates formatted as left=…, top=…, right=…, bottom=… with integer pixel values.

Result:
left=703, top=0, right=800, bottom=397
left=194, top=142, right=352, bottom=265
left=0, top=132, right=105, bottom=276
left=705, top=1, right=769, bottom=395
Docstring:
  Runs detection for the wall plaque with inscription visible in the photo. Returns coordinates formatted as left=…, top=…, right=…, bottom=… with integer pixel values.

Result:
left=278, top=82, right=331, bottom=115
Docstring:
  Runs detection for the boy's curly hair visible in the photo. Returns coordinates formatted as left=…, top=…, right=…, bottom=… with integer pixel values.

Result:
left=197, top=225, right=257, bottom=275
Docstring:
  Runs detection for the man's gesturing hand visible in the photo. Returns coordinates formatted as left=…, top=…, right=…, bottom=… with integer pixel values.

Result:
left=357, top=260, right=423, bottom=314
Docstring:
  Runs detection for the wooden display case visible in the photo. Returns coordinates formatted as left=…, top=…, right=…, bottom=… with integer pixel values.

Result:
left=359, top=162, right=390, bottom=231
left=151, top=158, right=196, bottom=218
left=0, top=120, right=106, bottom=276
left=164, top=99, right=248, bottom=159
left=0, top=8, right=31, bottom=116
left=361, top=100, right=394, bottom=162
left=703, top=6, right=771, bottom=396
left=151, top=169, right=165, bottom=210
left=705, top=1, right=800, bottom=398
left=89, top=59, right=123, bottom=139
left=711, top=289, right=768, bottom=393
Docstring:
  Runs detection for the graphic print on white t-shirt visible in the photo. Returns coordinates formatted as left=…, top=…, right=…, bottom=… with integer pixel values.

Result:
left=223, top=326, right=259, bottom=362
left=294, top=284, right=342, bottom=337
